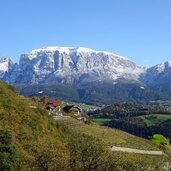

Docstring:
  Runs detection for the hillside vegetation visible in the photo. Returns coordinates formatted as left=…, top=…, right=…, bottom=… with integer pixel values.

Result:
left=89, top=103, right=171, bottom=141
left=56, top=118, right=170, bottom=169
left=0, top=81, right=169, bottom=170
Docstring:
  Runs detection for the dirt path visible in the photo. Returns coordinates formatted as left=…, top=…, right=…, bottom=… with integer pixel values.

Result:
left=111, top=146, right=163, bottom=155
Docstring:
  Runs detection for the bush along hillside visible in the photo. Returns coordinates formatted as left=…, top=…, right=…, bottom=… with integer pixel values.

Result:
left=0, top=81, right=169, bottom=170
left=150, top=134, right=170, bottom=146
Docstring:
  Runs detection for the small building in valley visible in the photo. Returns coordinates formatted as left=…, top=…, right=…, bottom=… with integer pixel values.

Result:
left=70, top=106, right=82, bottom=116
left=62, top=105, right=88, bottom=121
left=63, top=105, right=82, bottom=116
left=46, top=99, right=61, bottom=112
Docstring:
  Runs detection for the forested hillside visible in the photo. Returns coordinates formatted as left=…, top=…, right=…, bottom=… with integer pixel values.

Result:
left=0, top=81, right=114, bottom=170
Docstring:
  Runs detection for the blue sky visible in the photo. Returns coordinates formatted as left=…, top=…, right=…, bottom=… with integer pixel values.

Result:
left=0, top=0, right=171, bottom=66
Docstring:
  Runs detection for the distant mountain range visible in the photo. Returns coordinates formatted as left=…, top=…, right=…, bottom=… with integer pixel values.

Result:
left=0, top=46, right=171, bottom=104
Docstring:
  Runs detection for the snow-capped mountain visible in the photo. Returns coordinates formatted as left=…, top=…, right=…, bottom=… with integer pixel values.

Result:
left=0, top=57, right=14, bottom=79
left=1, top=47, right=170, bottom=104
left=142, top=60, right=171, bottom=94
left=1, top=47, right=145, bottom=84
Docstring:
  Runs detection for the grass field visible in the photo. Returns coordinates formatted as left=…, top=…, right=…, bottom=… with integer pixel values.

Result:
left=56, top=117, right=159, bottom=150
left=140, top=114, right=171, bottom=126
left=112, top=151, right=167, bottom=170
left=93, top=118, right=111, bottom=125
left=166, top=145, right=171, bottom=151
left=56, top=118, right=168, bottom=169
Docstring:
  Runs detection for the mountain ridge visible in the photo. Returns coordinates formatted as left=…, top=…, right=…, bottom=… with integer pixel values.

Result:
left=1, top=46, right=171, bottom=104
left=1, top=46, right=144, bottom=85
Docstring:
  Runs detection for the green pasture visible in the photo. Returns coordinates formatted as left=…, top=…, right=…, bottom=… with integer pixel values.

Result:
left=140, top=114, right=171, bottom=126
left=93, top=118, right=111, bottom=125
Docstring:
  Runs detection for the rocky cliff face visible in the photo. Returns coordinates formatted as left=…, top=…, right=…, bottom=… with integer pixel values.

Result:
left=0, top=47, right=145, bottom=85
left=0, top=57, right=14, bottom=79
left=141, top=60, right=171, bottom=94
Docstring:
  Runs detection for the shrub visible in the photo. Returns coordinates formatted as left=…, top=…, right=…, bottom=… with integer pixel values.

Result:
left=150, top=134, right=170, bottom=145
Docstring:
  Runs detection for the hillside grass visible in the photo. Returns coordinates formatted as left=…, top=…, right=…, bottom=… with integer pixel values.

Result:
left=56, top=118, right=160, bottom=150
left=0, top=81, right=71, bottom=170
left=56, top=118, right=169, bottom=169
left=111, top=151, right=167, bottom=170
left=140, top=114, right=171, bottom=126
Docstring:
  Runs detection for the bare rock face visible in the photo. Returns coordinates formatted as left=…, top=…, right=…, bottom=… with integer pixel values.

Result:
left=141, top=60, right=171, bottom=94
left=0, top=57, right=14, bottom=79
left=0, top=47, right=144, bottom=85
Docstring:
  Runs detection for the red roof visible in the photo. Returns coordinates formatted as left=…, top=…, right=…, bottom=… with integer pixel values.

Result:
left=46, top=99, right=61, bottom=107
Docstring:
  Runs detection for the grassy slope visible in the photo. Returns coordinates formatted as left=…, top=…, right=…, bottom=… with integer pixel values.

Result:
left=0, top=81, right=69, bottom=169
left=56, top=118, right=159, bottom=150
left=56, top=118, right=167, bottom=168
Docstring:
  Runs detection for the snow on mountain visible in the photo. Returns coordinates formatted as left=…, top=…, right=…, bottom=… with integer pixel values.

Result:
left=141, top=59, right=171, bottom=88
left=0, top=57, right=14, bottom=78
left=0, top=47, right=145, bottom=85
left=30, top=46, right=127, bottom=59
left=2, top=47, right=171, bottom=103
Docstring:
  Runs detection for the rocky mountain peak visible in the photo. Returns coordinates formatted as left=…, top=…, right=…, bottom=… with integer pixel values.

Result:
left=0, top=56, right=14, bottom=78
left=0, top=47, right=146, bottom=85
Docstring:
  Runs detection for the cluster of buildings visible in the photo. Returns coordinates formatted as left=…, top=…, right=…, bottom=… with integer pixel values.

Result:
left=45, top=99, right=87, bottom=121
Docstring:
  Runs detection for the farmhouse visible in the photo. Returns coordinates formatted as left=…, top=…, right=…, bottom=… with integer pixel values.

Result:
left=70, top=106, right=82, bottom=116
left=63, top=105, right=81, bottom=115
left=46, top=99, right=61, bottom=112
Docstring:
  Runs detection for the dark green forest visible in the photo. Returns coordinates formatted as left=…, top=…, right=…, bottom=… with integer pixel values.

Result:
left=16, top=81, right=170, bottom=105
